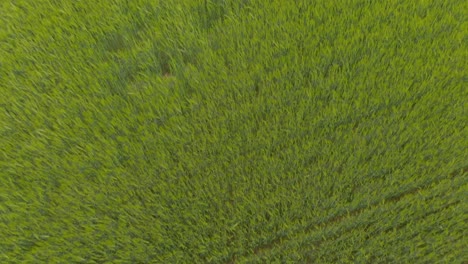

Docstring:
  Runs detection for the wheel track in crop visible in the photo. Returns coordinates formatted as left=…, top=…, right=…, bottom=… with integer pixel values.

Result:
left=226, top=165, right=467, bottom=263
left=301, top=185, right=462, bottom=263
left=303, top=198, right=461, bottom=263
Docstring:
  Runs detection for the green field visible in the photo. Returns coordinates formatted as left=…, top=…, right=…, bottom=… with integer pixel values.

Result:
left=1, top=0, right=467, bottom=263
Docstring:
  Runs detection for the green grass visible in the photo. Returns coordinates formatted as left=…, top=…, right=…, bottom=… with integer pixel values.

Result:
left=1, top=0, right=467, bottom=263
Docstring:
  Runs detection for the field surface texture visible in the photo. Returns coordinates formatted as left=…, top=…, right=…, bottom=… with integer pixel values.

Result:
left=1, top=0, right=467, bottom=263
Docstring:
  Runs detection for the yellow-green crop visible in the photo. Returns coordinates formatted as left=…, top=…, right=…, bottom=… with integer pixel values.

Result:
left=1, top=0, right=466, bottom=262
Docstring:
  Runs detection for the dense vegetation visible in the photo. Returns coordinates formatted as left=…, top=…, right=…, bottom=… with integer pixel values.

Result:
left=1, top=0, right=466, bottom=262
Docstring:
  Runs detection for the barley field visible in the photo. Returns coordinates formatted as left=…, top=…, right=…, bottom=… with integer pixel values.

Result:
left=0, top=0, right=467, bottom=263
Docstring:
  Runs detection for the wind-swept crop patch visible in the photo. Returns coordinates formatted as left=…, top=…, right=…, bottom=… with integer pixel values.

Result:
left=0, top=0, right=466, bottom=263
